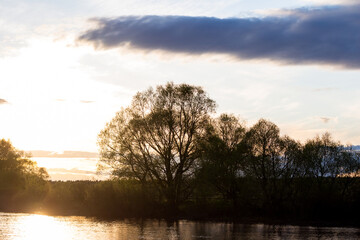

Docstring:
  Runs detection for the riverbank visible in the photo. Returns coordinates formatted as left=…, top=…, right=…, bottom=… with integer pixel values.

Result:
left=1, top=179, right=360, bottom=229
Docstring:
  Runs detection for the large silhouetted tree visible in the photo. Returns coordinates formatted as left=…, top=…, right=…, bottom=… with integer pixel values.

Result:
left=98, top=82, right=216, bottom=208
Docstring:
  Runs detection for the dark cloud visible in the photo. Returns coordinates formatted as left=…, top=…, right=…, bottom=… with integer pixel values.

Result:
left=79, top=5, right=360, bottom=68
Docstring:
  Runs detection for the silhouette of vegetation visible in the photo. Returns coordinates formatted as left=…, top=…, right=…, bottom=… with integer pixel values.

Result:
left=97, top=82, right=215, bottom=210
left=241, top=119, right=302, bottom=214
left=0, top=139, right=49, bottom=212
left=1, top=83, right=360, bottom=225
left=93, top=83, right=360, bottom=222
left=197, top=114, right=246, bottom=210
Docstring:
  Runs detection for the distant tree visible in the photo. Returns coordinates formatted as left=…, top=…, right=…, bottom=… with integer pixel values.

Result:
left=302, top=133, right=348, bottom=178
left=301, top=133, right=360, bottom=192
left=198, top=113, right=246, bottom=208
left=98, top=82, right=216, bottom=209
left=242, top=119, right=301, bottom=208
left=336, top=147, right=360, bottom=201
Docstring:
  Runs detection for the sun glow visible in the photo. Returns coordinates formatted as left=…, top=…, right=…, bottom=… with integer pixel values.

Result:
left=13, top=214, right=74, bottom=240
left=0, top=37, right=127, bottom=152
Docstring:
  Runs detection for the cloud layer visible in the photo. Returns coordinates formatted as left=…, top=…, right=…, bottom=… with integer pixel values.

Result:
left=79, top=5, right=360, bottom=68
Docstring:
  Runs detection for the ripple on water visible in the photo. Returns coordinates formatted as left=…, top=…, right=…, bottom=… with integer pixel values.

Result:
left=0, top=213, right=359, bottom=240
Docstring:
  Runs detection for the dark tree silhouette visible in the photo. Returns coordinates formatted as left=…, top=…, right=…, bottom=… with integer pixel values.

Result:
left=198, top=113, right=246, bottom=208
left=0, top=139, right=49, bottom=210
left=242, top=119, right=301, bottom=209
left=301, top=133, right=360, bottom=200
left=98, top=82, right=215, bottom=208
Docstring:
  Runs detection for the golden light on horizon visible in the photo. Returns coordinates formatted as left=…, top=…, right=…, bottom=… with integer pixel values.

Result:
left=32, top=157, right=105, bottom=181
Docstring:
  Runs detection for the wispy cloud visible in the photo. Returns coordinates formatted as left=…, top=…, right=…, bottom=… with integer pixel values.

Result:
left=45, top=168, right=106, bottom=181
left=0, top=99, right=9, bottom=104
left=47, top=168, right=95, bottom=175
left=80, top=100, right=95, bottom=103
left=54, top=99, right=95, bottom=103
left=313, top=87, right=336, bottom=92
left=302, top=0, right=357, bottom=5
left=79, top=5, right=360, bottom=68
left=318, top=116, right=338, bottom=123
left=28, top=150, right=99, bottom=158
left=320, top=117, right=331, bottom=123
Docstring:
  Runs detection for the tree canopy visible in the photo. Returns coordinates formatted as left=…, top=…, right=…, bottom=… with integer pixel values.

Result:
left=98, top=82, right=215, bottom=207
left=98, top=82, right=360, bottom=216
left=0, top=139, right=49, bottom=210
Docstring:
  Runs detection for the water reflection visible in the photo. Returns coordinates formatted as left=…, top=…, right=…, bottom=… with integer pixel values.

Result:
left=0, top=212, right=359, bottom=240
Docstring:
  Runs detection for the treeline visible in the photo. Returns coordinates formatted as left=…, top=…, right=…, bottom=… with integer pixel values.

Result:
left=93, top=82, right=360, bottom=222
left=194, top=120, right=360, bottom=222
left=1, top=82, right=360, bottom=224
left=1, top=132, right=360, bottom=222
left=195, top=117, right=360, bottom=218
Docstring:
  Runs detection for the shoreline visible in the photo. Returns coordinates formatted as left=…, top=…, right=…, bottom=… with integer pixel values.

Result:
left=1, top=209, right=359, bottom=228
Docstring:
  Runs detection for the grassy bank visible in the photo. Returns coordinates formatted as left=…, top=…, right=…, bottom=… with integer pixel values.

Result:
left=1, top=178, right=359, bottom=227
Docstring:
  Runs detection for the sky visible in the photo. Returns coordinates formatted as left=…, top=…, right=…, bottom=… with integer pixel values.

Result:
left=1, top=0, right=360, bottom=157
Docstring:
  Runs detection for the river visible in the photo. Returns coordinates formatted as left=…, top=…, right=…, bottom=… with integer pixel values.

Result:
left=0, top=212, right=359, bottom=239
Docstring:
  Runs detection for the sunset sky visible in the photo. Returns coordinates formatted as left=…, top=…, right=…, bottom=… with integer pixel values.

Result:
left=1, top=0, right=360, bottom=156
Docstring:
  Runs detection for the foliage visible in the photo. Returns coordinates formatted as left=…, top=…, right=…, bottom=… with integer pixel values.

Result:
left=2, top=83, right=360, bottom=223
left=98, top=82, right=215, bottom=208
left=197, top=114, right=246, bottom=208
left=93, top=83, right=360, bottom=221
left=241, top=119, right=302, bottom=210
left=0, top=139, right=49, bottom=211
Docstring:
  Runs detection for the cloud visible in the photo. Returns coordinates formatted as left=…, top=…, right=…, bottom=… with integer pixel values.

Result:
left=46, top=168, right=105, bottom=181
left=47, top=168, right=95, bottom=175
left=313, top=87, right=335, bottom=92
left=302, top=0, right=357, bottom=5
left=28, top=150, right=99, bottom=158
left=0, top=99, right=9, bottom=104
left=79, top=5, right=360, bottom=68
left=54, top=99, right=95, bottom=103
left=320, top=117, right=331, bottom=123
left=318, top=116, right=337, bottom=123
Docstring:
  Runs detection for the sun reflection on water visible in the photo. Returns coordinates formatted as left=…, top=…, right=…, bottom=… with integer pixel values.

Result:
left=1, top=212, right=359, bottom=240
left=13, top=214, right=73, bottom=240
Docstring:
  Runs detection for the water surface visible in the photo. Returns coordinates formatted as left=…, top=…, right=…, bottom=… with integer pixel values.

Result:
left=0, top=212, right=359, bottom=239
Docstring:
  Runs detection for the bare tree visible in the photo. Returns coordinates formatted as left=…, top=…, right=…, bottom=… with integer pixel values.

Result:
left=302, top=133, right=360, bottom=194
left=242, top=119, right=301, bottom=207
left=98, top=82, right=216, bottom=208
